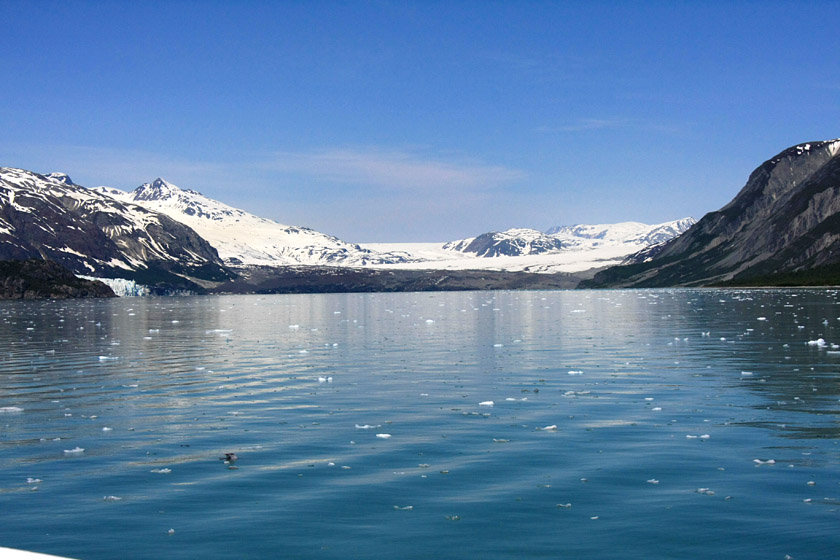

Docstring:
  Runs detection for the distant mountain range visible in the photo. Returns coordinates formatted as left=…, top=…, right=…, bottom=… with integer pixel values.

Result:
left=583, top=139, right=840, bottom=287
left=0, top=166, right=694, bottom=293
left=442, top=219, right=695, bottom=258
left=7, top=137, right=837, bottom=295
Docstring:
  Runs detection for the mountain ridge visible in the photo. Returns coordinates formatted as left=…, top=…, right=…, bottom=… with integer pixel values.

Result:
left=582, top=138, right=840, bottom=287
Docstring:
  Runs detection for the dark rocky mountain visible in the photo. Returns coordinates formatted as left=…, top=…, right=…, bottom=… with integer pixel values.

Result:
left=582, top=139, right=840, bottom=287
left=0, top=168, right=233, bottom=291
left=0, top=259, right=115, bottom=299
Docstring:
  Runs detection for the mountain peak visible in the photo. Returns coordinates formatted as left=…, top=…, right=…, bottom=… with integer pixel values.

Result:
left=133, top=178, right=183, bottom=201
left=45, top=172, right=77, bottom=186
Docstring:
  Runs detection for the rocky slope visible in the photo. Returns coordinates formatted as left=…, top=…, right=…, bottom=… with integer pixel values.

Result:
left=0, top=259, right=115, bottom=299
left=582, top=139, right=840, bottom=287
left=0, top=168, right=231, bottom=290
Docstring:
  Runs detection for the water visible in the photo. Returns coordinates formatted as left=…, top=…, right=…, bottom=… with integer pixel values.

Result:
left=1, top=290, right=838, bottom=560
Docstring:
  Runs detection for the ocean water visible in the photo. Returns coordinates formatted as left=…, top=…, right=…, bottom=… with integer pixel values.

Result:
left=0, top=290, right=838, bottom=560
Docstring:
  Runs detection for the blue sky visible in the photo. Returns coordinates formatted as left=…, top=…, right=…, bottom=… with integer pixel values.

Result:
left=2, top=1, right=839, bottom=242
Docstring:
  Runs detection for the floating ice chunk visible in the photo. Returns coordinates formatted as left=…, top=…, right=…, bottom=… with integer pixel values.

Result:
left=102, top=427, right=113, bottom=431
left=567, top=370, right=583, bottom=375
left=425, top=319, right=435, bottom=324
left=98, top=356, right=117, bottom=361
left=26, top=478, right=42, bottom=484
left=289, top=324, right=300, bottom=330
left=64, top=447, right=85, bottom=454
left=757, top=317, right=767, bottom=321
left=652, top=407, right=662, bottom=411
left=168, top=528, right=175, bottom=535
left=540, top=425, right=558, bottom=431
left=556, top=503, right=572, bottom=509
left=479, top=401, right=494, bottom=407
left=0, top=406, right=23, bottom=413
left=807, top=481, right=816, bottom=486
left=393, top=505, right=413, bottom=510
left=590, top=516, right=599, bottom=520
left=741, top=371, right=753, bottom=376
left=151, top=468, right=172, bottom=473
left=103, top=495, right=122, bottom=501
left=647, top=479, right=659, bottom=484
left=376, top=434, right=392, bottom=439
left=695, top=488, right=715, bottom=495
left=807, top=338, right=827, bottom=347
left=355, top=424, right=381, bottom=429
left=493, top=344, right=503, bottom=348
left=753, top=459, right=775, bottom=465
left=318, top=376, right=333, bottom=383
left=644, top=397, right=654, bottom=401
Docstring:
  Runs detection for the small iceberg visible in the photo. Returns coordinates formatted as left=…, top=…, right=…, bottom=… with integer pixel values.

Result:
left=375, top=433, right=392, bottom=439
left=64, top=447, right=85, bottom=454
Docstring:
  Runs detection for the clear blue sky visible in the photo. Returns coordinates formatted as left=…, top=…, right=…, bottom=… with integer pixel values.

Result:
left=2, top=0, right=839, bottom=242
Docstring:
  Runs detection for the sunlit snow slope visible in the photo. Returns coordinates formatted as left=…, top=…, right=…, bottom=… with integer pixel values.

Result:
left=95, top=180, right=412, bottom=268
left=362, top=219, right=695, bottom=274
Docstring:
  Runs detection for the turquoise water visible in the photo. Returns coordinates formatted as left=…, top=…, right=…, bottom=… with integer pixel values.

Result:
left=1, top=290, right=838, bottom=559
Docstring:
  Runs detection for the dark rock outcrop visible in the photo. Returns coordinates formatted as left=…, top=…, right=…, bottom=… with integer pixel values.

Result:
left=0, top=259, right=116, bottom=299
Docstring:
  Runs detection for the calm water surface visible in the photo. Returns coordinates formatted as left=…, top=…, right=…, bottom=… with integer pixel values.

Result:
left=1, top=290, right=838, bottom=559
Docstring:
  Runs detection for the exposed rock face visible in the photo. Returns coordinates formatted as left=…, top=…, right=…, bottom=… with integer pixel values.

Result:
left=583, top=139, right=840, bottom=287
left=0, top=168, right=232, bottom=290
left=0, top=259, right=116, bottom=299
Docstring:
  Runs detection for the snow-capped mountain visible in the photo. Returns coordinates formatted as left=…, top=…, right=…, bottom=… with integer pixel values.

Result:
left=95, top=179, right=412, bottom=268
left=360, top=218, right=694, bottom=275
left=546, top=218, right=696, bottom=246
left=0, top=167, right=228, bottom=287
left=443, top=219, right=695, bottom=259
left=443, top=229, right=565, bottom=256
